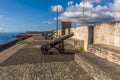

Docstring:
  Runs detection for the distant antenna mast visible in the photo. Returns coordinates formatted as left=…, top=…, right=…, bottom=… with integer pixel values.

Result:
left=56, top=6, right=58, bottom=36
left=82, top=0, right=84, bottom=25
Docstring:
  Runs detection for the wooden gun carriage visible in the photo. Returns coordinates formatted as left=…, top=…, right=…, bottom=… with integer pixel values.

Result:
left=40, top=33, right=74, bottom=54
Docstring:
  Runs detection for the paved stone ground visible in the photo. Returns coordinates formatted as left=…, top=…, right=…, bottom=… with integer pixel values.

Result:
left=0, top=37, right=33, bottom=63
left=75, top=52, right=120, bottom=80
left=88, top=44, right=120, bottom=65
left=0, top=35, right=93, bottom=80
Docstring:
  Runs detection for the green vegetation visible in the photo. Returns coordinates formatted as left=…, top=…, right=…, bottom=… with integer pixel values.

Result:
left=17, top=40, right=30, bottom=44
left=79, top=47, right=85, bottom=52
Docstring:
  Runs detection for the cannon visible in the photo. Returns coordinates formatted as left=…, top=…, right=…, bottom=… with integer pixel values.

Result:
left=40, top=33, right=74, bottom=54
left=41, top=32, right=49, bottom=36
left=41, top=31, right=55, bottom=40
left=45, top=32, right=56, bottom=39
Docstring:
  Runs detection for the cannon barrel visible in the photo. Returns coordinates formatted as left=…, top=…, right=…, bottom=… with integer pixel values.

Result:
left=41, top=33, right=74, bottom=53
left=50, top=32, right=74, bottom=46
left=48, top=32, right=56, bottom=38
left=43, top=31, right=55, bottom=39
left=41, top=31, right=53, bottom=36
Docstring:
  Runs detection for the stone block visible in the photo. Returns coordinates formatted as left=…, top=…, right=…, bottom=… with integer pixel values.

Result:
left=88, top=44, right=120, bottom=65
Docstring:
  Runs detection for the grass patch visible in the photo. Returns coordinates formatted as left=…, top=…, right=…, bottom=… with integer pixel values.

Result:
left=17, top=40, right=30, bottom=44
left=79, top=47, right=85, bottom=52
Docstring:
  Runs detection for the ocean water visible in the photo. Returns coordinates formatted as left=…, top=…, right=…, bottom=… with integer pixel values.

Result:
left=0, top=32, right=19, bottom=44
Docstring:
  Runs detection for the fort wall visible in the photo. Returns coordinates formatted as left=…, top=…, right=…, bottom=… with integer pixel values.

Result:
left=60, top=21, right=120, bottom=51
left=94, top=21, right=120, bottom=47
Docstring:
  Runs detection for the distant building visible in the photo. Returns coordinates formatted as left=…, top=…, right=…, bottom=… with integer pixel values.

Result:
left=61, top=22, right=71, bottom=35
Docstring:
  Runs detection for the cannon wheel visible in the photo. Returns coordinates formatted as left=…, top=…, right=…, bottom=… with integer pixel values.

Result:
left=41, top=49, right=48, bottom=54
left=40, top=45, right=48, bottom=54
left=48, top=48, right=59, bottom=55
left=59, top=48, right=65, bottom=53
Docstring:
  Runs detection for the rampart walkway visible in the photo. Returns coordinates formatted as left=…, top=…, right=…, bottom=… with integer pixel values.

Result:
left=0, top=35, right=92, bottom=80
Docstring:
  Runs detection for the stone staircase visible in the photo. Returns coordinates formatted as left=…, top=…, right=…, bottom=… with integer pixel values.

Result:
left=74, top=44, right=120, bottom=80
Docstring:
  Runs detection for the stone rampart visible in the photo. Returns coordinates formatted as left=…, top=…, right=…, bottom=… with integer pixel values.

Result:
left=60, top=26, right=89, bottom=51
left=0, top=35, right=31, bottom=52
left=94, top=21, right=120, bottom=47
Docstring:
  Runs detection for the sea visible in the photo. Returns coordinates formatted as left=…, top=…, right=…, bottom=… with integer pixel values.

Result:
left=0, top=32, right=19, bottom=45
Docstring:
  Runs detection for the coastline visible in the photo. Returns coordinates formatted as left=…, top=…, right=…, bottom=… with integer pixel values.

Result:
left=0, top=32, right=19, bottom=45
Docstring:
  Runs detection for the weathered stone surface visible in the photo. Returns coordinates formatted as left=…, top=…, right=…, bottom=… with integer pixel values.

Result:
left=75, top=52, right=120, bottom=80
left=65, top=38, right=84, bottom=51
left=94, top=21, right=120, bottom=47
left=58, top=26, right=89, bottom=51
left=0, top=37, right=33, bottom=64
left=58, top=21, right=120, bottom=51
left=0, top=34, right=93, bottom=80
left=88, top=44, right=120, bottom=65
left=0, top=61, right=93, bottom=80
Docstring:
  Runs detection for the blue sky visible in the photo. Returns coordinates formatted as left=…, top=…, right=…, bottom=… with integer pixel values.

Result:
left=0, top=0, right=119, bottom=32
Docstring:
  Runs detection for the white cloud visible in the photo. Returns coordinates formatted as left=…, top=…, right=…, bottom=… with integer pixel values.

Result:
left=58, top=1, right=117, bottom=25
left=94, top=0, right=101, bottom=3
left=68, top=1, right=74, bottom=6
left=114, top=0, right=120, bottom=20
left=95, top=5, right=108, bottom=11
left=51, top=5, right=63, bottom=12
left=85, top=0, right=101, bottom=3
left=47, top=21, right=54, bottom=25
left=114, top=0, right=120, bottom=12
left=43, top=21, right=54, bottom=25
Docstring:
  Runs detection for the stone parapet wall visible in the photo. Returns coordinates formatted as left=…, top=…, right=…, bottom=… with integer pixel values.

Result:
left=0, top=35, right=31, bottom=52
left=64, top=38, right=84, bottom=51
left=59, top=21, right=120, bottom=51
left=94, top=21, right=120, bottom=47
left=65, top=26, right=89, bottom=51
left=74, top=26, right=88, bottom=51
left=75, top=52, right=120, bottom=80
left=58, top=26, right=89, bottom=51
left=88, top=44, right=120, bottom=65
left=75, top=53, right=112, bottom=80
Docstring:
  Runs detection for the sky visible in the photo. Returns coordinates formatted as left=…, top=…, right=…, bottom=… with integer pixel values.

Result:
left=0, top=0, right=119, bottom=32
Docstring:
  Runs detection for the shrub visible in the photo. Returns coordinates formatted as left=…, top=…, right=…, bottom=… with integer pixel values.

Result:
left=17, top=40, right=30, bottom=44
left=79, top=47, right=85, bottom=52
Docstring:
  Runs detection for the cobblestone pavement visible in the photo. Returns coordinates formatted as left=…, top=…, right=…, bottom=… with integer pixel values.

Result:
left=0, top=35, right=93, bottom=80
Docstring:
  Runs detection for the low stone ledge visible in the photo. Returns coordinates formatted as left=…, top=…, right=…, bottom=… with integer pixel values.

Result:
left=0, top=44, right=26, bottom=63
left=75, top=52, right=120, bottom=80
left=0, top=37, right=33, bottom=63
left=0, top=35, right=31, bottom=52
left=64, top=38, right=84, bottom=50
left=88, top=44, right=120, bottom=65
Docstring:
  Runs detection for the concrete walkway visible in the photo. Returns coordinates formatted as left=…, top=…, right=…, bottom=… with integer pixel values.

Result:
left=0, top=35, right=93, bottom=80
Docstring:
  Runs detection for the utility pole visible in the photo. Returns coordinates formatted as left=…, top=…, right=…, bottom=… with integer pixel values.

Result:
left=82, top=0, right=84, bottom=25
left=56, top=6, right=58, bottom=36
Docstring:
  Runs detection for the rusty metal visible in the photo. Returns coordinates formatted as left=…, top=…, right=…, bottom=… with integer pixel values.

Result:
left=44, top=32, right=55, bottom=40
left=40, top=33, right=74, bottom=54
left=47, top=32, right=56, bottom=39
